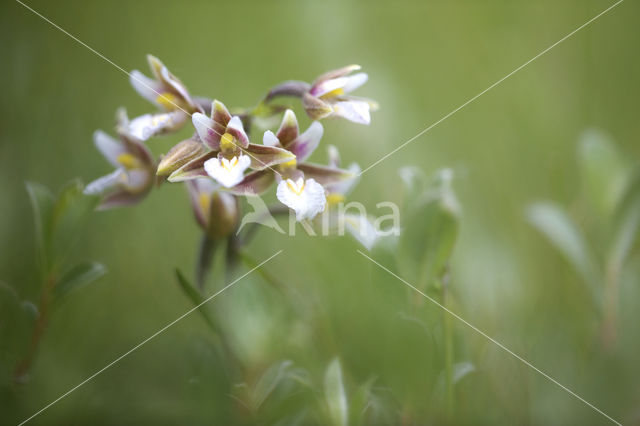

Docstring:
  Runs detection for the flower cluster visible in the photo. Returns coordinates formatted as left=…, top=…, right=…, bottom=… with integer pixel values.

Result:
left=86, top=55, right=376, bottom=240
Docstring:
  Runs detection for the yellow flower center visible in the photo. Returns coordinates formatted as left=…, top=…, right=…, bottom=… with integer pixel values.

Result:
left=221, top=156, right=239, bottom=171
left=117, top=152, right=140, bottom=170
left=326, top=193, right=345, bottom=206
left=155, top=92, right=181, bottom=111
left=279, top=158, right=297, bottom=171
left=220, top=132, right=236, bottom=151
left=320, top=87, right=344, bottom=100
left=198, top=193, right=210, bottom=216
left=286, top=179, right=305, bottom=195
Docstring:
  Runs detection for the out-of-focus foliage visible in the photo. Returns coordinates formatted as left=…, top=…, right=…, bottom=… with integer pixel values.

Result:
left=2, top=182, right=105, bottom=387
left=528, top=130, right=640, bottom=347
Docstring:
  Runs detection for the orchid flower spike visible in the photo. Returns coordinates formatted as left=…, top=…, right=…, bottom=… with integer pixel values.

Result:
left=84, top=125, right=155, bottom=210
left=166, top=100, right=294, bottom=188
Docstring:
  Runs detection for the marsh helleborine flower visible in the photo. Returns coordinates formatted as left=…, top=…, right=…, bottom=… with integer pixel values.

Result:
left=304, top=65, right=375, bottom=124
left=266, top=65, right=377, bottom=125
left=84, top=120, right=155, bottom=209
left=256, top=110, right=356, bottom=221
left=128, top=55, right=204, bottom=141
left=167, top=100, right=295, bottom=188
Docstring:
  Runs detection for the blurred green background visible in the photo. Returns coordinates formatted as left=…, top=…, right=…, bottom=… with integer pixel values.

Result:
left=1, top=0, right=639, bottom=424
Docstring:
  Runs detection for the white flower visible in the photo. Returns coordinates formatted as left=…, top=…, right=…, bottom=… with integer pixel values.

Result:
left=276, top=177, right=327, bottom=221
left=204, top=154, right=251, bottom=188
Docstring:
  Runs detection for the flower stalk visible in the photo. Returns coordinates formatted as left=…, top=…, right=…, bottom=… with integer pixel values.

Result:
left=442, top=269, right=455, bottom=420
left=601, top=258, right=620, bottom=350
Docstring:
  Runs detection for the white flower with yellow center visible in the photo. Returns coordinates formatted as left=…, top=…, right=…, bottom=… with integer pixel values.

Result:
left=276, top=177, right=327, bottom=221
left=204, top=154, right=251, bottom=188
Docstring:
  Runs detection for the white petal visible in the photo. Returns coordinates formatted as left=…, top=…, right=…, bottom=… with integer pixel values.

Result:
left=332, top=162, right=361, bottom=196
left=192, top=177, right=219, bottom=195
left=123, top=169, right=151, bottom=192
left=84, top=168, right=126, bottom=195
left=327, top=145, right=341, bottom=168
left=276, top=178, right=327, bottom=221
left=192, top=112, right=219, bottom=148
left=94, top=130, right=125, bottom=168
left=130, top=70, right=162, bottom=105
left=226, top=116, right=249, bottom=146
left=332, top=101, right=371, bottom=125
left=342, top=73, right=368, bottom=93
left=263, top=130, right=280, bottom=147
left=312, top=76, right=349, bottom=97
left=203, top=154, right=251, bottom=188
left=343, top=213, right=379, bottom=251
left=160, top=66, right=192, bottom=106
left=128, top=111, right=186, bottom=141
left=289, top=121, right=323, bottom=162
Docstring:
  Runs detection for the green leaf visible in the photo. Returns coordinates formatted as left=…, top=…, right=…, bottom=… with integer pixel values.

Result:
left=452, top=361, right=476, bottom=384
left=435, top=361, right=476, bottom=395
left=578, top=129, right=630, bottom=218
left=324, top=358, right=348, bottom=426
left=527, top=202, right=600, bottom=305
left=25, top=182, right=55, bottom=270
left=609, top=171, right=640, bottom=269
left=349, top=377, right=375, bottom=426
left=398, top=169, right=460, bottom=289
left=50, top=180, right=100, bottom=266
left=0, top=283, right=31, bottom=385
left=175, top=269, right=217, bottom=331
left=54, top=262, right=107, bottom=300
left=250, top=360, right=294, bottom=411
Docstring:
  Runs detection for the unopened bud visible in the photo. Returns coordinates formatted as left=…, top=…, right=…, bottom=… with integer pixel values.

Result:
left=157, top=138, right=206, bottom=176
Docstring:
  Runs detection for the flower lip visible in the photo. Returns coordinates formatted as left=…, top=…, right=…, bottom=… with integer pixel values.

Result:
left=204, top=154, right=251, bottom=188
left=276, top=177, right=327, bottom=221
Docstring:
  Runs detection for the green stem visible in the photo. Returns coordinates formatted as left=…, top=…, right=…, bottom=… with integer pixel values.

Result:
left=236, top=205, right=289, bottom=248
left=196, top=234, right=217, bottom=290
left=601, top=259, right=620, bottom=350
left=442, top=271, right=454, bottom=419
left=237, top=250, right=287, bottom=295
left=14, top=274, right=56, bottom=383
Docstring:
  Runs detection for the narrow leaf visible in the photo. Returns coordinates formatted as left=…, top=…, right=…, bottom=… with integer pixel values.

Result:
left=25, top=182, right=54, bottom=269
left=175, top=269, right=217, bottom=331
left=54, top=262, right=107, bottom=300
left=578, top=129, right=630, bottom=217
left=324, top=358, right=348, bottom=426
left=527, top=202, right=601, bottom=305
left=250, top=360, right=293, bottom=411
left=609, top=172, right=640, bottom=268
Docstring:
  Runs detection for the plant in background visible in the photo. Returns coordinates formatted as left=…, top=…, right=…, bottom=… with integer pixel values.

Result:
left=1, top=182, right=105, bottom=384
left=527, top=129, right=640, bottom=349
left=366, top=167, right=468, bottom=421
